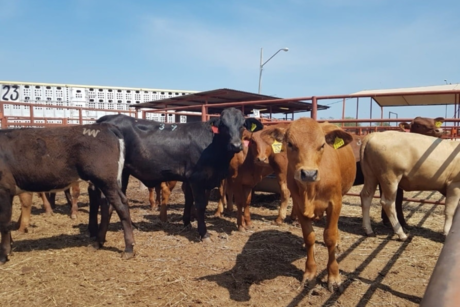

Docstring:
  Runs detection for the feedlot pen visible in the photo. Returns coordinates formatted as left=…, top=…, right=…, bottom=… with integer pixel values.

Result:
left=0, top=180, right=444, bottom=307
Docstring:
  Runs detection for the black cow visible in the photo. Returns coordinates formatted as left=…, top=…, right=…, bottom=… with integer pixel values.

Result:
left=0, top=124, right=134, bottom=263
left=93, top=108, right=263, bottom=241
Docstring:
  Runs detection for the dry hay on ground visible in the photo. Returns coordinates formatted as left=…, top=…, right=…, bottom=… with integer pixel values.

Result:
left=0, top=181, right=444, bottom=307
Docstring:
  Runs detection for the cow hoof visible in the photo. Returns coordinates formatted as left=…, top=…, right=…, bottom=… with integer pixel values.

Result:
left=87, top=242, right=100, bottom=251
left=398, top=234, right=409, bottom=241
left=273, top=219, right=284, bottom=226
left=70, top=214, right=77, bottom=220
left=122, top=251, right=135, bottom=260
left=366, top=232, right=376, bottom=237
left=201, top=237, right=212, bottom=244
left=237, top=225, right=246, bottom=232
left=0, top=255, right=9, bottom=264
left=44, top=211, right=53, bottom=217
left=300, top=277, right=316, bottom=290
left=17, top=228, right=28, bottom=234
left=328, top=281, right=344, bottom=293
left=213, top=211, right=223, bottom=218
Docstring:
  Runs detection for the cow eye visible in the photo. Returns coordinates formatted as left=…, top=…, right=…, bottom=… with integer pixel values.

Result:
left=320, top=143, right=325, bottom=150
left=287, top=142, right=293, bottom=148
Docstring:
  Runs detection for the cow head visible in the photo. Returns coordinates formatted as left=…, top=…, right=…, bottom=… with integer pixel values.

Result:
left=247, top=123, right=290, bottom=165
left=273, top=118, right=352, bottom=184
left=210, top=108, right=263, bottom=153
left=398, top=117, right=444, bottom=137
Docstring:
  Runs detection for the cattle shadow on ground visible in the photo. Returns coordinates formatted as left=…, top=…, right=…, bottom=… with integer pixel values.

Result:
left=199, top=229, right=305, bottom=302
left=286, top=195, right=442, bottom=306
left=11, top=228, right=121, bottom=255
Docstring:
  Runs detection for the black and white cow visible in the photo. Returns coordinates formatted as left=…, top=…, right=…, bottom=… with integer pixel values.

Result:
left=94, top=107, right=263, bottom=241
left=0, top=124, right=134, bottom=263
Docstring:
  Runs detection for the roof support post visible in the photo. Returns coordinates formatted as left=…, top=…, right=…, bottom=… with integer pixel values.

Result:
left=341, top=98, right=346, bottom=127
left=311, top=96, right=317, bottom=120
left=201, top=104, right=206, bottom=122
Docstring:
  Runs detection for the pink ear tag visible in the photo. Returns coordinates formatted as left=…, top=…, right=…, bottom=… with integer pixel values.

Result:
left=211, top=126, right=219, bottom=134
left=404, top=129, right=410, bottom=133
left=243, top=140, right=249, bottom=147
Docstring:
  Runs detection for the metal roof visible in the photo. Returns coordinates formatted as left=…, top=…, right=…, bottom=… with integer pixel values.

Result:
left=352, top=84, right=460, bottom=107
left=133, top=88, right=328, bottom=115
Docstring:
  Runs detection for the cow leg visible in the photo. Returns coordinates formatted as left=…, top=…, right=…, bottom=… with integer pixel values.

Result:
left=297, top=213, right=317, bottom=287
left=225, top=180, right=235, bottom=214
left=17, top=193, right=33, bottom=233
left=66, top=182, right=80, bottom=219
left=87, top=184, right=101, bottom=238
left=182, top=182, right=194, bottom=227
left=275, top=178, right=292, bottom=225
left=190, top=183, right=211, bottom=241
left=443, top=185, right=460, bottom=236
left=235, top=185, right=252, bottom=231
left=380, top=183, right=407, bottom=241
left=46, top=192, right=57, bottom=210
left=147, top=187, right=157, bottom=210
left=381, top=187, right=407, bottom=228
left=0, top=192, right=14, bottom=264
left=215, top=179, right=227, bottom=217
left=39, top=192, right=53, bottom=216
left=98, top=185, right=134, bottom=258
left=360, top=177, right=378, bottom=236
left=159, top=182, right=173, bottom=222
left=242, top=186, right=253, bottom=230
left=324, top=198, right=342, bottom=291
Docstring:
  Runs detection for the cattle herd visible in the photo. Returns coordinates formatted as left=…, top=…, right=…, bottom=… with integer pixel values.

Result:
left=0, top=109, right=453, bottom=292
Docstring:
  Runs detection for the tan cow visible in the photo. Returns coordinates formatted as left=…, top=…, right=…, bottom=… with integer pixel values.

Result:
left=360, top=131, right=459, bottom=240
left=271, top=118, right=355, bottom=290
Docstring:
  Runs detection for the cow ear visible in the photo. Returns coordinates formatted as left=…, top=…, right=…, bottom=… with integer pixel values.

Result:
left=324, top=130, right=353, bottom=149
left=242, top=129, right=252, bottom=141
left=270, top=127, right=287, bottom=142
left=244, top=118, right=263, bottom=132
left=399, top=122, right=411, bottom=131
left=434, top=117, right=444, bottom=128
left=209, top=118, right=221, bottom=127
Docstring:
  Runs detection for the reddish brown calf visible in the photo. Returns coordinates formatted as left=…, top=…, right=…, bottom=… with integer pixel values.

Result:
left=274, top=119, right=356, bottom=291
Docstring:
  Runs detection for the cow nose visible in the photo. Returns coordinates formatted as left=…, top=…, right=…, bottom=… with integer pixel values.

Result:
left=300, top=169, right=318, bottom=182
left=230, top=142, right=242, bottom=152
left=257, top=157, right=267, bottom=162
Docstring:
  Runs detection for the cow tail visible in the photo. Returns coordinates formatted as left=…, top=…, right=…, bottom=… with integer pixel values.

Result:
left=105, top=124, right=125, bottom=188
left=359, top=133, right=376, bottom=197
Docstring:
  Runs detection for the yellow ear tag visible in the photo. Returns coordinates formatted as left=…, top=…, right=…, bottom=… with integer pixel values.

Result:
left=435, top=121, right=442, bottom=128
left=272, top=140, right=282, bottom=153
left=333, top=137, right=344, bottom=149
left=251, top=123, right=257, bottom=132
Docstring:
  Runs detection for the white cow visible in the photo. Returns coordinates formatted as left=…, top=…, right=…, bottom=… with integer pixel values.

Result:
left=360, top=131, right=460, bottom=240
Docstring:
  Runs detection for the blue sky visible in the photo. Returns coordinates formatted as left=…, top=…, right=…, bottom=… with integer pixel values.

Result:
left=1, top=0, right=459, bottom=120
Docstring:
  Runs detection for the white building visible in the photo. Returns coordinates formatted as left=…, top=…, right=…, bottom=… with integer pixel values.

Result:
left=0, top=81, right=197, bottom=127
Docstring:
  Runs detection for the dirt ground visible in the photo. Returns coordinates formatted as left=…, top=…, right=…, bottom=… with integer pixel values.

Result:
left=0, top=180, right=445, bottom=307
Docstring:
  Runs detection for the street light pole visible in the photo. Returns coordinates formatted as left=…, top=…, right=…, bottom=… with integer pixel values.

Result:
left=258, top=47, right=289, bottom=94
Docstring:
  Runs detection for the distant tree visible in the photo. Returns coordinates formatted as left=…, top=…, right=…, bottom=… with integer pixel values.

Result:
left=343, top=116, right=360, bottom=127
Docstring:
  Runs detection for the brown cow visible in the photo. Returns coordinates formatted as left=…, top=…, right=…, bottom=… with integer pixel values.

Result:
left=0, top=124, right=134, bottom=263
left=271, top=119, right=355, bottom=290
left=16, top=182, right=82, bottom=233
left=214, top=124, right=293, bottom=228
left=148, top=181, right=178, bottom=222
